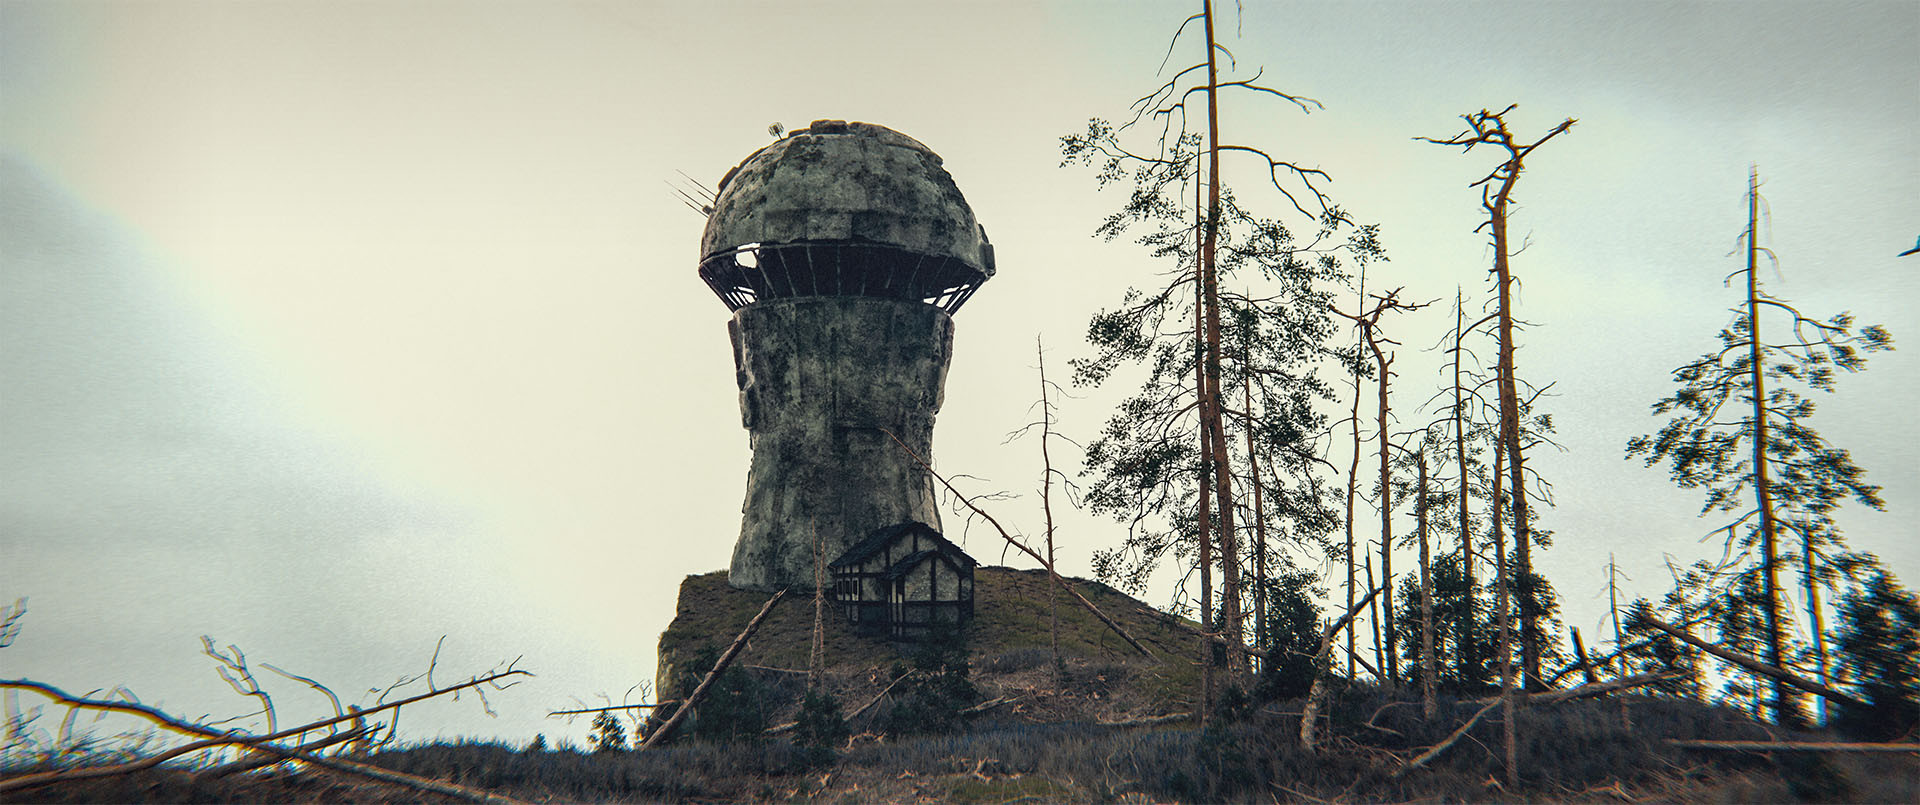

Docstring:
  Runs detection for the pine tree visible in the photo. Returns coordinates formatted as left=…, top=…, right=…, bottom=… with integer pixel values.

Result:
left=1063, top=2, right=1376, bottom=701
left=1627, top=167, right=1893, bottom=725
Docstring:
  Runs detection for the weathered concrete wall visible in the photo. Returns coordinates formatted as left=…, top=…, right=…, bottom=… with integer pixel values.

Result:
left=701, top=120, right=994, bottom=277
left=726, top=296, right=950, bottom=591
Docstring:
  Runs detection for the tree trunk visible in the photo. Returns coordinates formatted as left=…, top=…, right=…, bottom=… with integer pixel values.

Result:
left=1452, top=287, right=1477, bottom=685
left=1375, top=344, right=1397, bottom=688
left=1194, top=228, right=1215, bottom=721
left=1367, top=557, right=1385, bottom=681
left=1743, top=166, right=1796, bottom=726
left=1640, top=615, right=1868, bottom=711
left=1198, top=0, right=1247, bottom=676
left=1804, top=544, right=1830, bottom=726
left=644, top=590, right=787, bottom=749
left=1571, top=626, right=1598, bottom=686
left=1343, top=272, right=1367, bottom=678
left=1300, top=585, right=1385, bottom=752
left=1245, top=371, right=1270, bottom=663
left=1490, top=177, right=1540, bottom=691
left=1418, top=450, right=1436, bottom=720
left=1493, top=440, right=1517, bottom=789
left=1039, top=338, right=1062, bottom=688
left=810, top=521, right=825, bottom=688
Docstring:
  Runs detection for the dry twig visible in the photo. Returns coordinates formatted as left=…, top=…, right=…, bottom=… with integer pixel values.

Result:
left=0, top=667, right=531, bottom=802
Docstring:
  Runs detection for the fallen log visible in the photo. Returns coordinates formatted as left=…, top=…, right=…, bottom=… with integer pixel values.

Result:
left=1638, top=616, right=1869, bottom=711
left=1400, top=672, right=1684, bottom=776
left=1669, top=740, right=1920, bottom=753
left=0, top=671, right=531, bottom=802
left=763, top=668, right=917, bottom=736
left=1096, top=711, right=1191, bottom=728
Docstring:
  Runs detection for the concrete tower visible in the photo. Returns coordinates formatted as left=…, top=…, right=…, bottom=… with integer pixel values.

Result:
left=699, top=120, right=994, bottom=592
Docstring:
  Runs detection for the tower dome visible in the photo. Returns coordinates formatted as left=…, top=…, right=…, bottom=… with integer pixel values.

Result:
left=698, top=120, right=995, bottom=313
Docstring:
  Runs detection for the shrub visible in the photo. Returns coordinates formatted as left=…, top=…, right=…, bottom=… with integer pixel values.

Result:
left=589, top=712, right=628, bottom=752
left=878, top=624, right=978, bottom=737
left=793, top=688, right=848, bottom=767
left=690, top=663, right=770, bottom=744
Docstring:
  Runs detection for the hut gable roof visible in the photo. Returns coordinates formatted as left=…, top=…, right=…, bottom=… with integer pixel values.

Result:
left=829, top=521, right=975, bottom=571
left=881, top=549, right=962, bottom=581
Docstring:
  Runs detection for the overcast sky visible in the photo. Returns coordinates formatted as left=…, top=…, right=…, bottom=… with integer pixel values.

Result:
left=3, top=1, right=1915, bottom=746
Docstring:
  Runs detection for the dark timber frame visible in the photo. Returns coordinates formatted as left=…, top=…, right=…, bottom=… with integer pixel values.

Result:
left=829, top=521, right=976, bottom=640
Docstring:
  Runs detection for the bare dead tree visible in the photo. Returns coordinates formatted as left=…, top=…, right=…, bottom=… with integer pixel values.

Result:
left=0, top=597, right=25, bottom=650
left=1421, top=105, right=1575, bottom=690
left=1335, top=284, right=1427, bottom=689
left=548, top=702, right=674, bottom=717
left=200, top=636, right=276, bottom=736
left=1375, top=347, right=1398, bottom=689
left=1038, top=337, right=1065, bottom=688
left=1340, top=268, right=1368, bottom=679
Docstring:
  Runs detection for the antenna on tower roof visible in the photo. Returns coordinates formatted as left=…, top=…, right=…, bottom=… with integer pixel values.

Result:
left=667, top=171, right=716, bottom=217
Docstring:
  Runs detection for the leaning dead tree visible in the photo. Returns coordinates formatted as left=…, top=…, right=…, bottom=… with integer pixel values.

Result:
left=1421, top=105, right=1574, bottom=690
left=1635, top=614, right=1869, bottom=711
left=642, top=589, right=787, bottom=749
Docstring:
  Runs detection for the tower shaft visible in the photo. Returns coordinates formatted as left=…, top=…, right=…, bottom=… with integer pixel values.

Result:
left=727, top=296, right=949, bottom=590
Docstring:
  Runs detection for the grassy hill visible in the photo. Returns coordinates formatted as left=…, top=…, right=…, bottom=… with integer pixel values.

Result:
left=654, top=566, right=1205, bottom=722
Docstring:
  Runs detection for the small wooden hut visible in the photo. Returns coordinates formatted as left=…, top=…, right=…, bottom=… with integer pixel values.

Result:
left=829, top=521, right=976, bottom=639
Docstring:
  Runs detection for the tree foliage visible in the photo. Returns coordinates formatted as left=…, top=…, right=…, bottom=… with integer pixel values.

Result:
left=1626, top=169, right=1893, bottom=723
left=1060, top=4, right=1381, bottom=644
left=588, top=711, right=628, bottom=753
left=1832, top=571, right=1920, bottom=740
left=1252, top=567, right=1324, bottom=700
